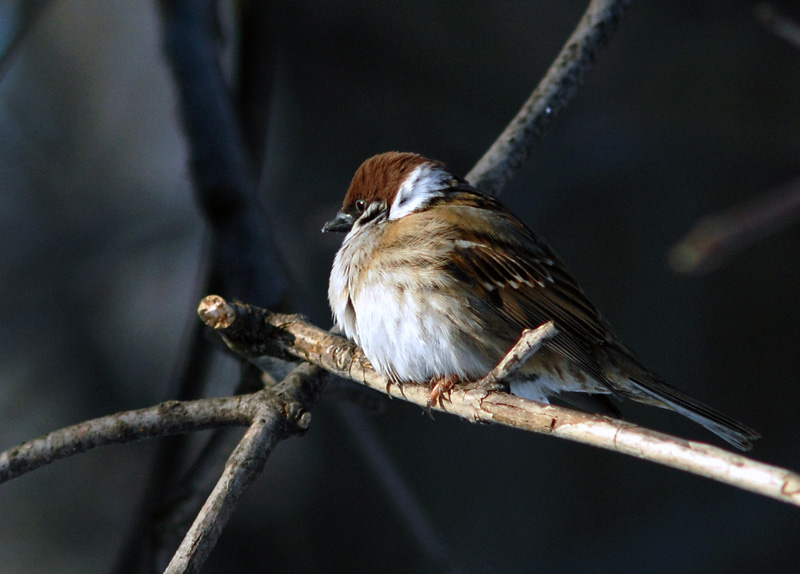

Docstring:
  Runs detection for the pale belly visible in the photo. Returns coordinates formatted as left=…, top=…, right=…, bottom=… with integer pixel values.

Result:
left=350, top=280, right=610, bottom=403
left=352, top=282, right=492, bottom=383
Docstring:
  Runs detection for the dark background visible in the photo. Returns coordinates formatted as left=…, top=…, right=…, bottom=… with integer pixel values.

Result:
left=1, top=1, right=799, bottom=572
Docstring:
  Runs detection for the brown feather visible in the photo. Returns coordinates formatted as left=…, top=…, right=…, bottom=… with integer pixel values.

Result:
left=421, top=189, right=618, bottom=385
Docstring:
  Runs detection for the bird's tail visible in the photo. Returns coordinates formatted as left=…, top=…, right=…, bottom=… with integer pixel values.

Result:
left=602, top=347, right=760, bottom=451
left=627, top=375, right=759, bottom=451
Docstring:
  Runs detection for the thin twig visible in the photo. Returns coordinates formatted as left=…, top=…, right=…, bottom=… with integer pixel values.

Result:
left=164, top=408, right=277, bottom=574
left=197, top=295, right=800, bottom=508
left=478, top=322, right=558, bottom=387
left=467, top=0, right=631, bottom=195
left=669, top=176, right=800, bottom=274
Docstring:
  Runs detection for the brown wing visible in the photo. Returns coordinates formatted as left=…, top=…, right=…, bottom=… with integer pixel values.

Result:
left=429, top=188, right=618, bottom=387
left=402, top=186, right=759, bottom=449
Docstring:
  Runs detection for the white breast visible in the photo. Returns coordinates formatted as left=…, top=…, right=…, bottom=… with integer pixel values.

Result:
left=328, top=220, right=491, bottom=383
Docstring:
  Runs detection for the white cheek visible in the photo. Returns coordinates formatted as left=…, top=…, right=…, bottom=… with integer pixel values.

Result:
left=389, top=164, right=450, bottom=220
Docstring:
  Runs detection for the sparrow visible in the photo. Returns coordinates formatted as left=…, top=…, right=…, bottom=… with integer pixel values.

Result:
left=323, top=152, right=759, bottom=451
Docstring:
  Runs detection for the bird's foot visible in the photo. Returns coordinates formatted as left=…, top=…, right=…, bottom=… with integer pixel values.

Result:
left=426, top=375, right=461, bottom=417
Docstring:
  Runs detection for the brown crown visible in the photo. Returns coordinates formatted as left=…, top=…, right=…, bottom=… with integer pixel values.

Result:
left=341, top=152, right=443, bottom=210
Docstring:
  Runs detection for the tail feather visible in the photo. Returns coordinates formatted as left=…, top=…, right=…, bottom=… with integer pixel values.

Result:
left=627, top=376, right=760, bottom=451
left=600, top=345, right=759, bottom=451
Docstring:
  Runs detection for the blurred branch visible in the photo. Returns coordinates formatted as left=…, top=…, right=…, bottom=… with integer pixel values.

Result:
left=118, top=2, right=287, bottom=569
left=333, top=402, right=461, bottom=573
left=467, top=0, right=631, bottom=195
left=0, top=0, right=54, bottom=80
left=235, top=0, right=276, bottom=169
left=198, top=295, right=800, bottom=508
left=670, top=176, right=800, bottom=274
left=158, top=0, right=286, bottom=305
left=756, top=4, right=800, bottom=49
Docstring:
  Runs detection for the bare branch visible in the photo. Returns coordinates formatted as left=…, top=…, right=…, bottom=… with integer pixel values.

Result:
left=467, top=0, right=631, bottom=195
left=669, top=176, right=800, bottom=274
left=198, top=295, right=800, bottom=508
left=0, top=362, right=327, bottom=573
left=0, top=397, right=252, bottom=484
left=670, top=7, right=800, bottom=275
left=0, top=361, right=326, bottom=485
left=164, top=362, right=326, bottom=573
left=164, top=408, right=278, bottom=574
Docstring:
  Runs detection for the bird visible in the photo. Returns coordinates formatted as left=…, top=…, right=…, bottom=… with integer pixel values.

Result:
left=322, top=151, right=759, bottom=451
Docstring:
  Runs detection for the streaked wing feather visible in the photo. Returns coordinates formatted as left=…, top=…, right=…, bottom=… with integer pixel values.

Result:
left=439, top=189, right=616, bottom=386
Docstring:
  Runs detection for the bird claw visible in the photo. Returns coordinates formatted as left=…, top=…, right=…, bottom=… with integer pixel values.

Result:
left=425, top=376, right=458, bottom=417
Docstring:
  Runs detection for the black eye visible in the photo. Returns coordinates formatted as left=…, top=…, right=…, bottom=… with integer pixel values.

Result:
left=355, top=199, right=367, bottom=213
